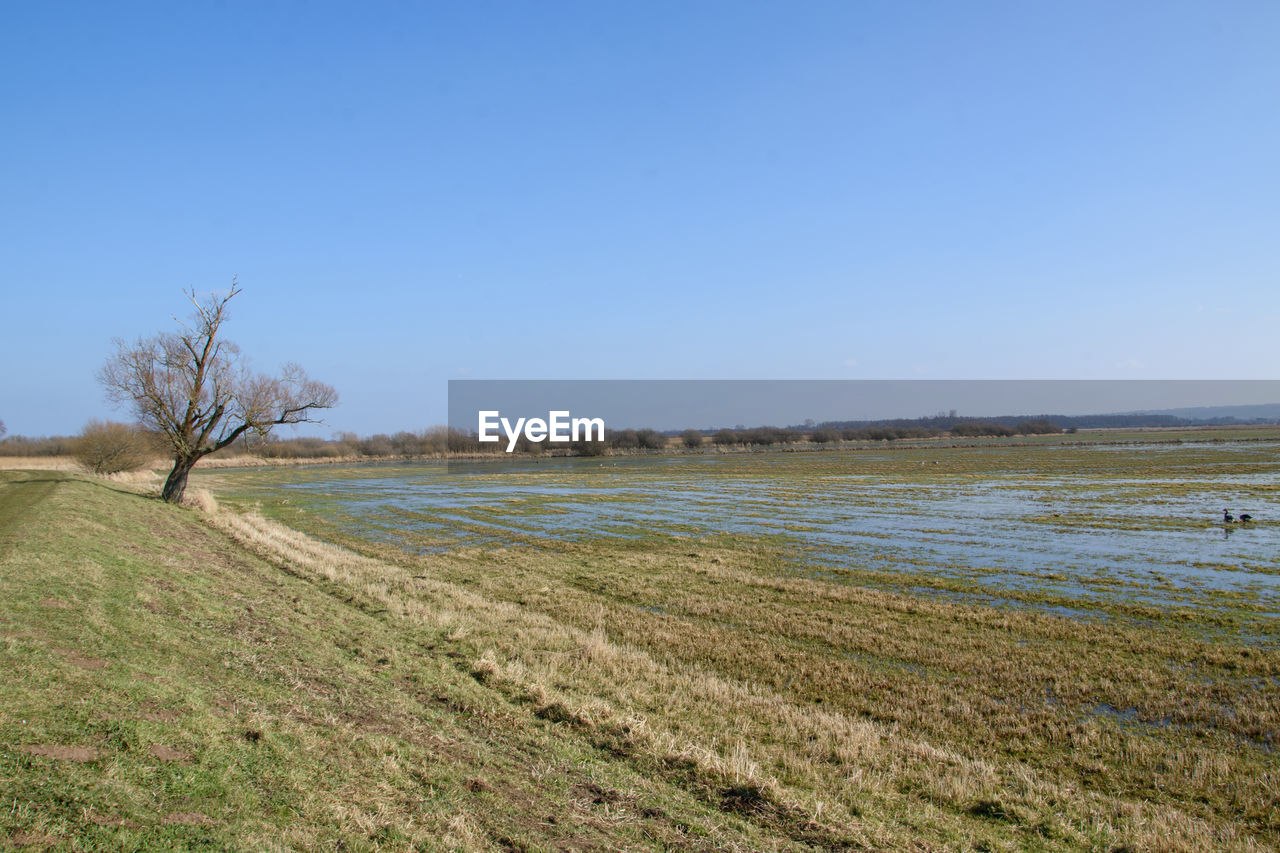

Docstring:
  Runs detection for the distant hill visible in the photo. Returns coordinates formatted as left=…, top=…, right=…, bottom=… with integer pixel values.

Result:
left=1128, top=403, right=1280, bottom=422
left=809, top=403, right=1280, bottom=433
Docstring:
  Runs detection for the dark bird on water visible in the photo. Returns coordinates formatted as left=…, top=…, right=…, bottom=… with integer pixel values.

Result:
left=1240, top=513, right=1253, bottom=523
left=1224, top=509, right=1234, bottom=523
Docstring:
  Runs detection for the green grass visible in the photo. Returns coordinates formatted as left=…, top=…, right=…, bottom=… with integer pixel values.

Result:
left=0, top=472, right=800, bottom=850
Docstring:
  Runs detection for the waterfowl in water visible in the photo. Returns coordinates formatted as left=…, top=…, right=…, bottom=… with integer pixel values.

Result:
left=1224, top=509, right=1234, bottom=523
left=1239, top=513, right=1253, bottom=523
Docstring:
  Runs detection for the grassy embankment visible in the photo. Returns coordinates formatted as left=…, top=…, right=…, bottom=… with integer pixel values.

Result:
left=2, top=472, right=795, bottom=850
left=3, top=457, right=1278, bottom=850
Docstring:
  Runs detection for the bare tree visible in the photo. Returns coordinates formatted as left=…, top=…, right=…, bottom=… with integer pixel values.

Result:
left=98, top=279, right=338, bottom=503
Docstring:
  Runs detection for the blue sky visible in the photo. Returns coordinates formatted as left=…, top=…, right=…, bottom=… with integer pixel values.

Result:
left=3, top=1, right=1278, bottom=435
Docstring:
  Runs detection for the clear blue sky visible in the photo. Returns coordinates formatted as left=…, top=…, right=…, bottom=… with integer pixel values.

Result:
left=3, top=1, right=1278, bottom=436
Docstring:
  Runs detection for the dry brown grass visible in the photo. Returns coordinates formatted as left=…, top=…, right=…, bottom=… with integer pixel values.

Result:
left=192, top=453, right=371, bottom=469
left=0, top=457, right=165, bottom=495
left=179, top=487, right=218, bottom=514
left=0, top=453, right=370, bottom=473
left=0, top=456, right=83, bottom=471
left=107, top=468, right=162, bottom=487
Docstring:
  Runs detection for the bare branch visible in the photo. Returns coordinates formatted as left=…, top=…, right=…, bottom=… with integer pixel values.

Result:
left=97, top=280, right=338, bottom=502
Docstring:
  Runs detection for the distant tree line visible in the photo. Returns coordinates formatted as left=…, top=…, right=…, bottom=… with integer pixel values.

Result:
left=810, top=425, right=940, bottom=443
left=5, top=409, right=1276, bottom=466
left=811, top=412, right=1278, bottom=432
left=246, top=426, right=677, bottom=458
left=950, top=419, right=1063, bottom=437
left=254, top=428, right=460, bottom=459
left=0, top=434, right=80, bottom=456
left=0, top=418, right=1056, bottom=461
left=601, top=428, right=669, bottom=450
left=710, top=426, right=803, bottom=447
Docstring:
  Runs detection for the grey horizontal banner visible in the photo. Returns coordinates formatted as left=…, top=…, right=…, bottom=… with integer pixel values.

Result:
left=445, top=380, right=1280, bottom=462
left=449, top=379, right=1280, bottom=432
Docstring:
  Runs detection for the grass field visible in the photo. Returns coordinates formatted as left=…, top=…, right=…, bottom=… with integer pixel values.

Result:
left=3, top=433, right=1279, bottom=850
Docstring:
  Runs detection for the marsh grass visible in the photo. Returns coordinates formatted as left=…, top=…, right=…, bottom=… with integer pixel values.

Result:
left=206, top=504, right=1278, bottom=850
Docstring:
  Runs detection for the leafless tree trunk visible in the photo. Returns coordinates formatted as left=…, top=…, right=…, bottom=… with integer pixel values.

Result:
left=98, top=278, right=338, bottom=503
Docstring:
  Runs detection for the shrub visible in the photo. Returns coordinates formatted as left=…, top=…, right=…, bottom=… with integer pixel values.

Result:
left=713, top=429, right=739, bottom=446
left=74, top=420, right=151, bottom=474
left=358, top=434, right=396, bottom=456
left=256, top=436, right=345, bottom=459
left=572, top=438, right=607, bottom=456
left=811, top=427, right=842, bottom=443
left=446, top=428, right=482, bottom=453
left=740, top=427, right=798, bottom=446
left=389, top=431, right=423, bottom=456
left=421, top=426, right=452, bottom=455
left=680, top=429, right=703, bottom=448
left=635, top=429, right=667, bottom=450
left=609, top=429, right=639, bottom=450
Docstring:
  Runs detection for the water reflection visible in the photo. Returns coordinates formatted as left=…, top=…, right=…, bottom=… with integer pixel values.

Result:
left=218, top=444, right=1280, bottom=618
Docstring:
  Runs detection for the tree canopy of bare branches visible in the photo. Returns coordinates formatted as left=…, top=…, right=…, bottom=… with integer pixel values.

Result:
left=98, top=279, right=337, bottom=502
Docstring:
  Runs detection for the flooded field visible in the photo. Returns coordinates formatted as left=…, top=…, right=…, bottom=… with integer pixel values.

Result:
left=189, top=435, right=1280, bottom=847
left=201, top=438, right=1280, bottom=640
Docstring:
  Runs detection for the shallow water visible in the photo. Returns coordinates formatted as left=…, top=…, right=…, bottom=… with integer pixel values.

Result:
left=211, top=441, right=1280, bottom=621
